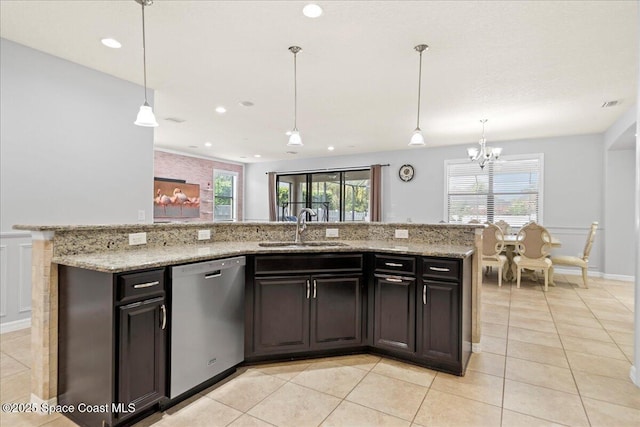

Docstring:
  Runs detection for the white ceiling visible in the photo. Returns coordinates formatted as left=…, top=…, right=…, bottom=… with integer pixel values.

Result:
left=1, top=0, right=637, bottom=163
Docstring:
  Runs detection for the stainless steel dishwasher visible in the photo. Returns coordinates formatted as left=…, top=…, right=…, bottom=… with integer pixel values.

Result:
left=170, top=256, right=245, bottom=399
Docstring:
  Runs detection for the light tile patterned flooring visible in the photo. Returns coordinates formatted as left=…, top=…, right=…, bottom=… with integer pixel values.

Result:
left=0, top=272, right=638, bottom=426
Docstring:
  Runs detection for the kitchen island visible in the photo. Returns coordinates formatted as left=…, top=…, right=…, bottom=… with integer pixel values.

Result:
left=14, top=221, right=483, bottom=425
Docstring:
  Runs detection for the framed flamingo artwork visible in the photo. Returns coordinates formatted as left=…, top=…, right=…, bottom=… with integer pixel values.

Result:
left=154, top=178, right=200, bottom=219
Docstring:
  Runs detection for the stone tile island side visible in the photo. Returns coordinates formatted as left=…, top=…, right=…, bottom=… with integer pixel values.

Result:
left=14, top=222, right=483, bottom=406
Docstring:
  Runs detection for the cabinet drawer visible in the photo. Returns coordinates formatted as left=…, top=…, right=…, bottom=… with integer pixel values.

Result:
left=374, top=255, right=415, bottom=275
left=117, top=269, right=165, bottom=303
left=422, top=258, right=459, bottom=281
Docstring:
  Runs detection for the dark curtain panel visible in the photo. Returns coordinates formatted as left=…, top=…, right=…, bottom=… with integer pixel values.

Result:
left=370, top=164, right=382, bottom=222
left=268, top=172, right=277, bottom=221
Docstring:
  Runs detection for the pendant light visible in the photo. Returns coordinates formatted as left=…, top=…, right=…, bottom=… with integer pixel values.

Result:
left=134, top=0, right=158, bottom=127
left=409, top=44, right=429, bottom=146
left=287, top=46, right=303, bottom=146
left=467, top=119, right=502, bottom=169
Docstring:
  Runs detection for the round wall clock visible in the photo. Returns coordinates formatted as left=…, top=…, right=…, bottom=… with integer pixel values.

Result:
left=399, top=164, right=415, bottom=182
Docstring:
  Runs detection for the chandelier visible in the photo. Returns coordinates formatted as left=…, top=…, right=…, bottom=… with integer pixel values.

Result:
left=467, top=119, right=502, bottom=169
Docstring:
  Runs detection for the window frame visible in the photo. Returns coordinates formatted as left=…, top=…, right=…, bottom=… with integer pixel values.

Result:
left=213, top=169, right=238, bottom=222
left=443, top=153, right=544, bottom=227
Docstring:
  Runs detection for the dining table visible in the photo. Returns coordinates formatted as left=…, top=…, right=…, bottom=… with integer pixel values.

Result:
left=501, top=234, right=562, bottom=283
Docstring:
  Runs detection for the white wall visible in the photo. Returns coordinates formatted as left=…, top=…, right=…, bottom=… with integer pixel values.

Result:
left=245, top=133, right=607, bottom=273
left=0, top=39, right=154, bottom=327
left=0, top=39, right=154, bottom=231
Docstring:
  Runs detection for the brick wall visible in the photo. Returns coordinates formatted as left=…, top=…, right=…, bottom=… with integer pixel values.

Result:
left=154, top=150, right=244, bottom=221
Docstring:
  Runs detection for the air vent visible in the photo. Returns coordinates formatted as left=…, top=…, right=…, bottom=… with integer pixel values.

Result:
left=601, top=100, right=619, bottom=108
left=164, top=117, right=186, bottom=123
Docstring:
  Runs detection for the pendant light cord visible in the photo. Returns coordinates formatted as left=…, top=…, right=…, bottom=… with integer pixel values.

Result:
left=416, top=49, right=423, bottom=129
left=141, top=2, right=148, bottom=104
left=293, top=50, right=298, bottom=130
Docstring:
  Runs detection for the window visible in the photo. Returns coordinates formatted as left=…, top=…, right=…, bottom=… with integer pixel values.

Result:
left=445, top=154, right=543, bottom=228
left=276, top=169, right=371, bottom=222
left=214, top=170, right=237, bottom=221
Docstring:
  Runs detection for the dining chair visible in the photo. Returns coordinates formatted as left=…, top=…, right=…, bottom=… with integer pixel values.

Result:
left=513, top=222, right=553, bottom=291
left=482, top=223, right=508, bottom=287
left=550, top=222, right=598, bottom=288
left=494, top=220, right=511, bottom=235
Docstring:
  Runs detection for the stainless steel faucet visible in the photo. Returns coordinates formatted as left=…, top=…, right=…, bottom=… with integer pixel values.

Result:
left=295, top=208, right=317, bottom=243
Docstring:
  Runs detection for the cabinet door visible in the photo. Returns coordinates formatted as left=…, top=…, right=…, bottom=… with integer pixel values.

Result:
left=310, top=275, right=362, bottom=349
left=117, top=297, right=167, bottom=420
left=373, top=275, right=415, bottom=353
left=419, top=280, right=459, bottom=363
left=253, top=276, right=310, bottom=354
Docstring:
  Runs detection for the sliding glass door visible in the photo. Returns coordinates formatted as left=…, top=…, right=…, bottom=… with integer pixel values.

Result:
left=276, top=169, right=370, bottom=222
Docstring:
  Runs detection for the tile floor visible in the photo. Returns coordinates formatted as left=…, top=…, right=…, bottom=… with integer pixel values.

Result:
left=1, top=272, right=638, bottom=426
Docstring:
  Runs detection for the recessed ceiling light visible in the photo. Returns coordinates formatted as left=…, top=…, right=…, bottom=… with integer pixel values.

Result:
left=328, top=146, right=335, bottom=151
left=101, top=38, right=122, bottom=49
left=303, top=4, right=323, bottom=18
left=239, top=101, right=254, bottom=107
left=254, top=154, right=262, bottom=158
left=204, top=142, right=212, bottom=147
left=215, top=106, right=227, bottom=114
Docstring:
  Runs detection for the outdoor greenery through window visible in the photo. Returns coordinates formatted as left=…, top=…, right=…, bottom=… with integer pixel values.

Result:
left=276, top=169, right=371, bottom=222
left=445, top=154, right=543, bottom=228
left=214, top=170, right=237, bottom=221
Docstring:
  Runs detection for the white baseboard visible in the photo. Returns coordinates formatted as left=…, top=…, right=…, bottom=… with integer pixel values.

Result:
left=631, top=366, right=639, bottom=388
left=602, top=273, right=635, bottom=282
left=552, top=267, right=635, bottom=282
left=0, top=317, right=31, bottom=334
left=30, top=393, right=57, bottom=413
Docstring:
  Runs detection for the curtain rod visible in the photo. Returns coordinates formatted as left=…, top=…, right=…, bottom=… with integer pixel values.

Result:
left=265, top=164, right=390, bottom=175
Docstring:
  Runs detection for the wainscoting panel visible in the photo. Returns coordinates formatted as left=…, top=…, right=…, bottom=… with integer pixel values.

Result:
left=0, top=232, right=33, bottom=331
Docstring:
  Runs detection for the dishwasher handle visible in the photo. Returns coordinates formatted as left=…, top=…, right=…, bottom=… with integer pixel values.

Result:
left=204, top=270, right=222, bottom=279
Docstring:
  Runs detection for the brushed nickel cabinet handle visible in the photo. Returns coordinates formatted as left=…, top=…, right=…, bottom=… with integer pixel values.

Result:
left=306, top=280, right=310, bottom=299
left=160, top=304, right=167, bottom=330
left=386, top=277, right=403, bottom=283
left=313, top=280, right=317, bottom=298
left=133, top=281, right=160, bottom=289
left=385, top=262, right=403, bottom=267
left=423, top=285, right=427, bottom=305
left=429, top=266, right=450, bottom=272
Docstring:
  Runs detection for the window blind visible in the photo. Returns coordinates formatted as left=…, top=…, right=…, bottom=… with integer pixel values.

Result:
left=446, top=155, right=543, bottom=228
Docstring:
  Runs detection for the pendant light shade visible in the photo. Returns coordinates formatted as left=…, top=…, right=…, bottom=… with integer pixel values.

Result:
left=288, top=129, right=302, bottom=146
left=135, top=102, right=159, bottom=127
left=409, top=44, right=429, bottom=146
left=134, top=0, right=158, bottom=128
left=287, top=46, right=303, bottom=147
left=409, top=128, right=425, bottom=146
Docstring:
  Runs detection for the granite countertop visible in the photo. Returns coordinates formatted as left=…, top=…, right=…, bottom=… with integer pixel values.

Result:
left=52, top=240, right=475, bottom=273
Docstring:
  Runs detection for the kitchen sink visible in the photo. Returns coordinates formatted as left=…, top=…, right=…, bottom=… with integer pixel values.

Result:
left=258, top=241, right=349, bottom=248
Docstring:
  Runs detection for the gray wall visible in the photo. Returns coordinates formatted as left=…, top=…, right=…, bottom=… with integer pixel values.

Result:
left=0, top=39, right=154, bottom=328
left=245, top=133, right=609, bottom=274
left=0, top=38, right=154, bottom=231
left=605, top=149, right=635, bottom=277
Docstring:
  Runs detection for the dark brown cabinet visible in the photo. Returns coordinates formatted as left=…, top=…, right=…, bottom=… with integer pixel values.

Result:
left=58, top=266, right=167, bottom=427
left=247, top=254, right=364, bottom=358
left=117, top=296, right=167, bottom=416
left=253, top=276, right=310, bottom=353
left=373, top=274, right=416, bottom=353
left=417, top=257, right=471, bottom=375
